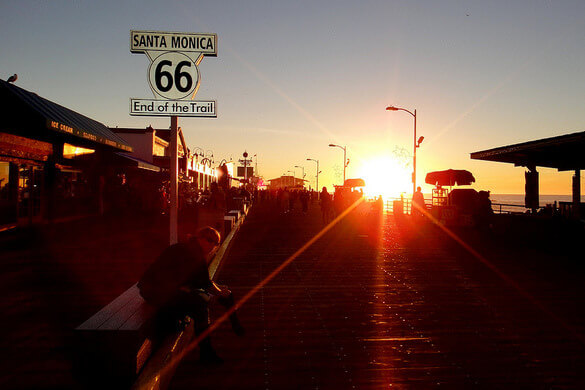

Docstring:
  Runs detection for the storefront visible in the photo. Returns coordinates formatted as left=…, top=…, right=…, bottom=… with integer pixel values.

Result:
left=0, top=79, right=133, bottom=227
left=471, top=131, right=585, bottom=218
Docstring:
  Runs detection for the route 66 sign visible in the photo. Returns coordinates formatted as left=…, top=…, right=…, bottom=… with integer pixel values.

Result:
left=148, top=51, right=201, bottom=100
left=131, top=30, right=217, bottom=100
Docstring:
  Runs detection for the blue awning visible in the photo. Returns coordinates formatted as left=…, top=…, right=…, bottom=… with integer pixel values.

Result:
left=0, top=80, right=132, bottom=152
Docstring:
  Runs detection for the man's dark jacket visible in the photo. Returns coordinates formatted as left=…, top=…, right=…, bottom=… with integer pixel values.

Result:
left=138, top=242, right=212, bottom=307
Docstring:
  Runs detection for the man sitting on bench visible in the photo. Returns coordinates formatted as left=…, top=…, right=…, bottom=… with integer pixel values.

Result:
left=138, top=226, right=244, bottom=364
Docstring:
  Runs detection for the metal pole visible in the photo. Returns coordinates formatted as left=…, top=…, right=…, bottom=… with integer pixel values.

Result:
left=573, top=169, right=581, bottom=219
left=307, top=158, right=319, bottom=193
left=244, top=158, right=247, bottom=183
left=413, top=109, right=417, bottom=196
left=316, top=160, right=319, bottom=191
left=343, top=147, right=346, bottom=184
left=170, top=116, right=178, bottom=245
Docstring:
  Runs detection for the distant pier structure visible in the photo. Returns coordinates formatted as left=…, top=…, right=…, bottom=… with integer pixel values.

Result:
left=471, top=131, right=585, bottom=219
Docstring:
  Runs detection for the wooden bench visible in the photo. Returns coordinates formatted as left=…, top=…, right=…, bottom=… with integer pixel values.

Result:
left=74, top=204, right=251, bottom=388
left=227, top=209, right=242, bottom=222
left=224, top=215, right=236, bottom=235
left=74, top=285, right=161, bottom=386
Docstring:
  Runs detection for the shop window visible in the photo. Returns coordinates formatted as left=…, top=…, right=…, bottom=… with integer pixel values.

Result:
left=0, top=162, right=17, bottom=225
left=18, top=165, right=43, bottom=222
left=0, top=162, right=9, bottom=200
left=63, top=143, right=95, bottom=159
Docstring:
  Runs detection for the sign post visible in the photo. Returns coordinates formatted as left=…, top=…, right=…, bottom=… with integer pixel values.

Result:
left=170, top=116, right=178, bottom=244
left=130, top=30, right=217, bottom=244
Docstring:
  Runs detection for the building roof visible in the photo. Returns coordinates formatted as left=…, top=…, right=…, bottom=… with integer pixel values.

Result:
left=470, top=131, right=585, bottom=171
left=115, top=153, right=161, bottom=172
left=0, top=80, right=132, bottom=152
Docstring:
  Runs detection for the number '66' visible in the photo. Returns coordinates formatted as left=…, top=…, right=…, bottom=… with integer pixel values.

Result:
left=155, top=60, right=193, bottom=93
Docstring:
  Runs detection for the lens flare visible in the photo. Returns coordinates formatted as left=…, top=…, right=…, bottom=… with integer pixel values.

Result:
left=356, top=155, right=411, bottom=199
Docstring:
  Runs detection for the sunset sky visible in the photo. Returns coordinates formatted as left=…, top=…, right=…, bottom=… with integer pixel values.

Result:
left=2, top=1, right=584, bottom=196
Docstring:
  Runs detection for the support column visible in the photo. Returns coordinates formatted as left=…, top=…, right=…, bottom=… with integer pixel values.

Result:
left=573, top=169, right=581, bottom=219
left=44, top=141, right=63, bottom=223
left=524, top=165, right=539, bottom=213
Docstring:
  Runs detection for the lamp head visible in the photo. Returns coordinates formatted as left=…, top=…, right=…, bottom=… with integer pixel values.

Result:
left=386, top=106, right=398, bottom=111
left=328, top=144, right=336, bottom=147
left=417, top=136, right=424, bottom=146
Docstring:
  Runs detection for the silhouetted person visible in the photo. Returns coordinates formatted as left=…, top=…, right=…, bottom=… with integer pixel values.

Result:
left=412, top=186, right=425, bottom=219
left=300, top=190, right=309, bottom=213
left=138, top=227, right=244, bottom=364
left=209, top=182, right=227, bottom=213
left=333, top=189, right=344, bottom=216
left=375, top=195, right=383, bottom=213
left=288, top=189, right=296, bottom=212
left=320, top=187, right=333, bottom=223
left=475, top=190, right=494, bottom=231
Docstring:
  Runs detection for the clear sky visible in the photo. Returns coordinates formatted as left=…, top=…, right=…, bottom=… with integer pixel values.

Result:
left=2, top=0, right=584, bottom=195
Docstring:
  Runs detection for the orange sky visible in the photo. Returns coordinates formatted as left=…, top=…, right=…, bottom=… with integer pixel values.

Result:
left=2, top=1, right=584, bottom=197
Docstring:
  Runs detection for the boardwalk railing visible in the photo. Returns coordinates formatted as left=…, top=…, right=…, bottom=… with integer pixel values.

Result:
left=383, top=199, right=531, bottom=216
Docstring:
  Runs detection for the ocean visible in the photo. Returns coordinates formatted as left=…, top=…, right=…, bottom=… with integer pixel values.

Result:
left=384, top=194, right=585, bottom=214
left=489, top=194, right=585, bottom=213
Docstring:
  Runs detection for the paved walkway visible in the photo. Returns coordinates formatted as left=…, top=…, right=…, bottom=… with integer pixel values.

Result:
left=170, top=201, right=585, bottom=389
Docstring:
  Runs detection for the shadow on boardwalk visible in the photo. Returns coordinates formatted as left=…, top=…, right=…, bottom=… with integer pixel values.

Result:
left=0, top=214, right=187, bottom=389
left=171, top=201, right=585, bottom=389
left=1, top=200, right=584, bottom=388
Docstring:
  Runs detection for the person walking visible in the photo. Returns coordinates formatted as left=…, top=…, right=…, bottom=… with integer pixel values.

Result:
left=320, top=187, right=333, bottom=223
left=412, top=186, right=426, bottom=220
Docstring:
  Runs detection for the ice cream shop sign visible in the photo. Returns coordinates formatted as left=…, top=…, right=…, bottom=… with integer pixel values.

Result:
left=130, top=30, right=217, bottom=116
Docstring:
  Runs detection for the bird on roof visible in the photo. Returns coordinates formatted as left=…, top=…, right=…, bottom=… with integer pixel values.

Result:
left=7, top=74, right=17, bottom=83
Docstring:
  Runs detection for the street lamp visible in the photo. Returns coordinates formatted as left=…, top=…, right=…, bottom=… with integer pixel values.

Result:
left=295, top=165, right=305, bottom=180
left=306, top=158, right=319, bottom=191
left=329, top=144, right=348, bottom=184
left=385, top=106, right=423, bottom=195
left=253, top=154, right=258, bottom=176
left=205, top=150, right=214, bottom=163
left=193, top=147, right=204, bottom=157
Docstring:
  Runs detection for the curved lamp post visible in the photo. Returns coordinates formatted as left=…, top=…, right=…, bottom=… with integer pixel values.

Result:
left=295, top=165, right=305, bottom=190
left=306, top=158, right=319, bottom=191
left=200, top=157, right=212, bottom=168
left=193, top=147, right=204, bottom=157
left=385, top=106, right=423, bottom=195
left=294, top=165, right=305, bottom=178
left=328, top=144, right=347, bottom=184
left=286, top=170, right=294, bottom=187
left=204, top=150, right=214, bottom=166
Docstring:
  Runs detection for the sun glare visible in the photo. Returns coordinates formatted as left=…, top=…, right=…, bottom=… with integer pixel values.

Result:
left=357, top=155, right=411, bottom=199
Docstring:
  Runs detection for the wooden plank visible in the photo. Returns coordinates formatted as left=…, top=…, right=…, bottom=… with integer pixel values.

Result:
left=120, top=300, right=157, bottom=331
left=99, top=291, right=146, bottom=330
left=76, top=284, right=140, bottom=330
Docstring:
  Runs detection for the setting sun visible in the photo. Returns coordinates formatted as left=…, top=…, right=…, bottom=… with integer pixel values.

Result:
left=356, top=155, right=412, bottom=199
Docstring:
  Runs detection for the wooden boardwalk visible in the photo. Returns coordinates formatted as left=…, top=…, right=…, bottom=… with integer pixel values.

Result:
left=170, top=201, right=585, bottom=389
left=1, top=201, right=584, bottom=388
